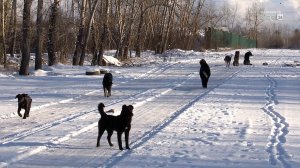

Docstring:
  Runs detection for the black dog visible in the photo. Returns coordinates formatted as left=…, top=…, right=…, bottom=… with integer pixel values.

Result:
left=243, top=51, right=253, bottom=65
left=199, top=59, right=211, bottom=88
left=96, top=103, right=134, bottom=150
left=15, top=94, right=32, bottom=119
left=233, top=51, right=240, bottom=66
left=102, top=72, right=113, bottom=97
left=224, top=55, right=232, bottom=67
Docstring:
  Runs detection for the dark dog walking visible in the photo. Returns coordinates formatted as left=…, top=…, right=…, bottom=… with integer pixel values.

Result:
left=243, top=51, right=253, bottom=65
left=102, top=72, right=113, bottom=97
left=15, top=94, right=32, bottom=119
left=233, top=51, right=240, bottom=66
left=224, top=55, right=232, bottom=67
left=96, top=103, right=134, bottom=150
left=199, top=59, right=211, bottom=88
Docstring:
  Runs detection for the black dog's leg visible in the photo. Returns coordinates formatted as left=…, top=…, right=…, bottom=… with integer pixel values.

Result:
left=107, top=130, right=114, bottom=146
left=108, top=86, right=111, bottom=97
left=125, top=128, right=131, bottom=149
left=103, top=86, right=107, bottom=97
left=26, top=100, right=32, bottom=117
left=23, top=109, right=28, bottom=119
left=24, top=106, right=30, bottom=119
left=117, top=132, right=124, bottom=150
left=96, top=127, right=105, bottom=147
left=17, top=107, right=22, bottom=117
left=200, top=76, right=208, bottom=88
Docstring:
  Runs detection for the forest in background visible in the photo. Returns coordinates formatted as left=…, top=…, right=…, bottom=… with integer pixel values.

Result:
left=0, top=0, right=299, bottom=75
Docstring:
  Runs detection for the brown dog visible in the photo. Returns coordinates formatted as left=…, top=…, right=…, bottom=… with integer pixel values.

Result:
left=96, top=103, right=133, bottom=150
left=15, top=94, right=32, bottom=119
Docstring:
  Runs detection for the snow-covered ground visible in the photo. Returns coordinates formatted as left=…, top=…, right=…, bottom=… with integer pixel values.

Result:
left=0, top=49, right=299, bottom=168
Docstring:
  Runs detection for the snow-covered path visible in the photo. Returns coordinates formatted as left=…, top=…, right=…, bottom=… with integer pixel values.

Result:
left=0, top=49, right=299, bottom=168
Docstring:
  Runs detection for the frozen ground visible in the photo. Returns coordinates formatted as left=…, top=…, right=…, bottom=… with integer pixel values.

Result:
left=0, top=49, right=299, bottom=168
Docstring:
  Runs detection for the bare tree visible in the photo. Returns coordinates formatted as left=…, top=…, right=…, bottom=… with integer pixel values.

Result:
left=118, top=0, right=136, bottom=60
left=245, top=1, right=264, bottom=47
left=19, top=0, right=33, bottom=75
left=8, top=0, right=17, bottom=59
left=0, top=0, right=6, bottom=67
left=35, top=0, right=43, bottom=70
left=159, top=0, right=175, bottom=54
left=79, top=0, right=100, bottom=66
left=134, top=0, right=146, bottom=57
left=114, top=0, right=129, bottom=59
left=0, top=0, right=268, bottom=69
left=185, top=0, right=206, bottom=50
left=47, top=0, right=60, bottom=66
left=289, top=29, right=300, bottom=48
left=220, top=1, right=238, bottom=31
left=95, top=0, right=110, bottom=65
left=73, top=0, right=87, bottom=65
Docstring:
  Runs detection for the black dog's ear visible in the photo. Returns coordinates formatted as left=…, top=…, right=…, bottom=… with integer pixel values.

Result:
left=22, top=94, right=28, bottom=97
left=98, top=103, right=105, bottom=108
left=122, top=104, right=127, bottom=111
left=15, top=94, right=20, bottom=99
left=128, top=105, right=134, bottom=110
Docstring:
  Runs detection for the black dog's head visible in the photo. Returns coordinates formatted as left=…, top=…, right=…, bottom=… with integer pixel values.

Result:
left=127, top=105, right=134, bottom=115
left=98, top=103, right=105, bottom=108
left=98, top=103, right=106, bottom=112
left=15, top=94, right=29, bottom=104
left=199, top=59, right=207, bottom=66
left=246, top=51, right=253, bottom=56
left=120, top=104, right=134, bottom=117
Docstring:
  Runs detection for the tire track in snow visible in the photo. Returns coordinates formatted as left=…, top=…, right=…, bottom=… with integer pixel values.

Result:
left=0, top=63, right=186, bottom=167
left=0, top=86, right=173, bottom=167
left=100, top=69, right=242, bottom=168
left=0, top=63, right=174, bottom=120
left=0, top=86, right=167, bottom=145
left=1, top=62, right=239, bottom=167
left=0, top=62, right=214, bottom=167
left=0, top=63, right=175, bottom=143
left=262, top=74, right=291, bottom=168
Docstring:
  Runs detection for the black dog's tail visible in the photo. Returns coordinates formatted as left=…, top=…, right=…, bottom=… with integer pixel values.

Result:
left=98, top=103, right=107, bottom=117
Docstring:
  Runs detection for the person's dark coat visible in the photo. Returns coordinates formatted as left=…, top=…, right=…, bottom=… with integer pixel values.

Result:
left=199, top=59, right=211, bottom=88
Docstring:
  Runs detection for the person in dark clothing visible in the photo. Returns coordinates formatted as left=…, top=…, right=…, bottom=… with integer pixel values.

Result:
left=199, top=59, right=211, bottom=88
left=243, top=51, right=253, bottom=65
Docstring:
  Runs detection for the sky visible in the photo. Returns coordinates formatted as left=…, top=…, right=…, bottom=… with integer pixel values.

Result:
left=0, top=48, right=300, bottom=167
left=217, top=0, right=300, bottom=28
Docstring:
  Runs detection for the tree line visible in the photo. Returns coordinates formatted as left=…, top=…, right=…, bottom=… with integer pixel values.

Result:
left=0, top=0, right=299, bottom=75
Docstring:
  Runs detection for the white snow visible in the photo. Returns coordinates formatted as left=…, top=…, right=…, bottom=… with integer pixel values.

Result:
left=0, top=49, right=299, bottom=168
left=103, top=55, right=122, bottom=66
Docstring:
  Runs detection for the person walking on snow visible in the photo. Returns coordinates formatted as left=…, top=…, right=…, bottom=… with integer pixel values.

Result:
left=199, top=59, right=211, bottom=88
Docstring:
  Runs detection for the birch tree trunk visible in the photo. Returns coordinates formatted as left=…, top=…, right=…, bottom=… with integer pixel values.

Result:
left=35, top=0, right=43, bottom=70
left=160, top=0, right=175, bottom=54
left=0, top=0, right=6, bottom=66
left=186, top=0, right=205, bottom=50
left=79, top=0, right=99, bottom=66
left=73, top=0, right=86, bottom=65
left=97, top=0, right=110, bottom=66
left=135, top=1, right=144, bottom=57
left=19, top=0, right=33, bottom=75
left=8, top=0, right=17, bottom=58
left=121, top=0, right=135, bottom=60
left=47, top=0, right=60, bottom=66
